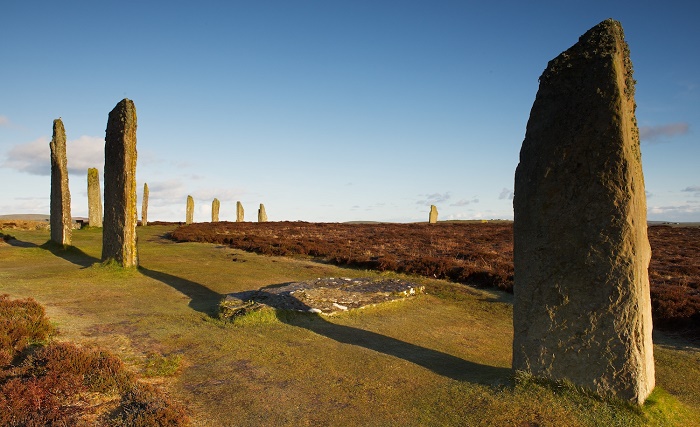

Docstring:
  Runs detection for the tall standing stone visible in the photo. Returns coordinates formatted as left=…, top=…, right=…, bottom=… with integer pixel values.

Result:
left=512, top=19, right=654, bottom=404
left=212, top=198, right=220, bottom=222
left=102, top=99, right=138, bottom=267
left=186, top=195, right=194, bottom=225
left=141, top=183, right=149, bottom=226
left=87, top=168, right=103, bottom=227
left=258, top=203, right=267, bottom=222
left=236, top=201, right=244, bottom=222
left=50, top=119, right=72, bottom=245
left=428, top=205, right=438, bottom=224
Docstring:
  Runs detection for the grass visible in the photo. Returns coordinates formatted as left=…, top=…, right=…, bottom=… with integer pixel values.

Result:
left=1, top=224, right=698, bottom=426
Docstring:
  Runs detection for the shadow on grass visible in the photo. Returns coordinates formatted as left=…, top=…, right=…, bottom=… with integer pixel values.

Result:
left=5, top=238, right=40, bottom=248
left=39, top=241, right=99, bottom=268
left=229, top=287, right=512, bottom=385
left=138, top=267, right=223, bottom=317
left=35, top=241, right=222, bottom=317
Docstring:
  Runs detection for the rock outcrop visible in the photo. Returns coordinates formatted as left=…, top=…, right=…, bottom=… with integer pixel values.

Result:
left=512, top=19, right=654, bottom=404
left=236, top=201, right=244, bottom=222
left=186, top=195, right=194, bottom=225
left=87, top=168, right=103, bottom=227
left=428, top=205, right=438, bottom=224
left=49, top=118, right=72, bottom=245
left=102, top=99, right=138, bottom=267
left=141, top=183, right=149, bottom=226
left=212, top=198, right=220, bottom=222
left=258, top=203, right=267, bottom=222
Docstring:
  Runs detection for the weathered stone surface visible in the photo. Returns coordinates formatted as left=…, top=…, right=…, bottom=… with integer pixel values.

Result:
left=236, top=201, right=244, bottom=222
left=212, top=198, right=220, bottom=222
left=428, top=205, right=438, bottom=224
left=221, top=277, right=425, bottom=319
left=50, top=118, right=72, bottom=245
left=102, top=99, right=138, bottom=267
left=186, top=195, right=194, bottom=225
left=512, top=19, right=654, bottom=404
left=87, top=168, right=103, bottom=227
left=258, top=203, right=267, bottom=222
left=141, top=183, right=149, bottom=226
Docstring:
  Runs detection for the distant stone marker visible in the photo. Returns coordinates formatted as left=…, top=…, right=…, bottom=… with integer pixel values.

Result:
left=512, top=19, right=654, bottom=404
left=50, top=118, right=72, bottom=245
left=186, top=195, right=194, bottom=225
left=102, top=99, right=138, bottom=267
left=258, top=203, right=267, bottom=222
left=428, top=205, right=438, bottom=224
left=212, top=198, right=220, bottom=222
left=87, top=168, right=103, bottom=227
left=236, top=201, right=244, bottom=222
left=141, top=183, right=149, bottom=226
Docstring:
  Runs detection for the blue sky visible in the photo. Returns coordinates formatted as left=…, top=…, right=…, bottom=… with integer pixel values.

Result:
left=1, top=1, right=698, bottom=222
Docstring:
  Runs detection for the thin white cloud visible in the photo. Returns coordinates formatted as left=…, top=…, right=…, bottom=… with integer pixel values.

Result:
left=648, top=204, right=700, bottom=221
left=416, top=192, right=451, bottom=206
left=0, top=115, right=10, bottom=127
left=66, top=136, right=104, bottom=174
left=639, top=123, right=689, bottom=144
left=2, top=137, right=50, bottom=175
left=499, top=188, right=514, bottom=200
left=2, top=135, right=103, bottom=176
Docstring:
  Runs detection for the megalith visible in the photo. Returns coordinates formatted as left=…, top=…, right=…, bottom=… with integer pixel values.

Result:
left=141, top=183, right=149, bottom=226
left=258, top=203, right=267, bottom=222
left=512, top=19, right=654, bottom=404
left=50, top=118, right=72, bottom=245
left=212, top=198, right=220, bottom=222
left=428, top=205, right=438, bottom=224
left=236, top=201, right=244, bottom=222
left=87, top=168, right=103, bottom=227
left=102, top=99, right=138, bottom=267
left=186, top=195, right=194, bottom=224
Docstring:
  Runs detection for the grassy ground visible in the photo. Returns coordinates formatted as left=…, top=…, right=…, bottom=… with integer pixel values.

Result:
left=1, top=225, right=698, bottom=426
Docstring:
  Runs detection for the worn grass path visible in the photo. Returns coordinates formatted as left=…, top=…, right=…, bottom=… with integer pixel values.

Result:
left=1, top=225, right=698, bottom=426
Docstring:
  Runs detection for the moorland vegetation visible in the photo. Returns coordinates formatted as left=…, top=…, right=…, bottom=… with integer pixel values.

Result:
left=171, top=221, right=700, bottom=338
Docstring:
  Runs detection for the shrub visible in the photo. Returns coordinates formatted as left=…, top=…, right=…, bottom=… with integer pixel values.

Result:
left=0, top=294, right=55, bottom=366
left=112, top=383, right=190, bottom=427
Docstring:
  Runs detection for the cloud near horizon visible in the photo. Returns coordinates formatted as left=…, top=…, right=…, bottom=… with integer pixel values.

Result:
left=450, top=197, right=479, bottom=207
left=682, top=186, right=700, bottom=197
left=499, top=188, right=514, bottom=200
left=639, top=122, right=689, bottom=143
left=416, top=192, right=451, bottom=206
left=2, top=135, right=104, bottom=176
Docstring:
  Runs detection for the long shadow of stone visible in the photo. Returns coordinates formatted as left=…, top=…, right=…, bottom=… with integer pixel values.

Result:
left=138, top=267, right=223, bottom=317
left=39, top=241, right=99, bottom=268
left=5, top=238, right=40, bottom=248
left=229, top=288, right=512, bottom=385
left=34, top=240, right=222, bottom=316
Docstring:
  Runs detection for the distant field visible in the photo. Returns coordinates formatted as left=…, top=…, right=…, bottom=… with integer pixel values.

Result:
left=172, top=221, right=700, bottom=339
left=1, top=224, right=699, bottom=426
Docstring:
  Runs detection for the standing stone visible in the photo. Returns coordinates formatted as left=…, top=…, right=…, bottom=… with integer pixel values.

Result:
left=236, top=201, right=244, bottom=222
left=186, top=195, right=194, bottom=225
left=141, top=183, right=149, bottom=226
left=50, top=118, right=72, bottom=245
left=102, top=99, right=138, bottom=267
left=212, top=198, right=220, bottom=222
left=258, top=203, right=267, bottom=222
left=512, top=19, right=654, bottom=404
left=428, top=205, right=438, bottom=224
left=87, top=168, right=103, bottom=227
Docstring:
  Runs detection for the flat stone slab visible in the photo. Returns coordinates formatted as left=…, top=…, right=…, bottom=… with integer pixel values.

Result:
left=221, top=277, right=424, bottom=318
